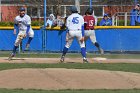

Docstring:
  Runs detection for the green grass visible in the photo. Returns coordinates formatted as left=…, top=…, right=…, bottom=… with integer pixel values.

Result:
left=0, top=89, right=140, bottom=93
left=0, top=63, right=140, bottom=73
left=1, top=53, right=140, bottom=59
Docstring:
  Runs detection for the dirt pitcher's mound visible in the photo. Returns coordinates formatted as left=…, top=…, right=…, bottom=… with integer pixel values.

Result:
left=0, top=68, right=140, bottom=90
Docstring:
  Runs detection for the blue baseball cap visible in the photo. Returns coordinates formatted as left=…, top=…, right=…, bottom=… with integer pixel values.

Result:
left=19, top=7, right=25, bottom=11
left=104, top=14, right=108, bottom=17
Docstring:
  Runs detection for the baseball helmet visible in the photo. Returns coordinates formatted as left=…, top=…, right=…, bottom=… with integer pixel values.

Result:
left=85, top=7, right=93, bottom=15
left=136, top=4, right=140, bottom=7
left=70, top=6, right=78, bottom=13
left=19, top=7, right=25, bottom=11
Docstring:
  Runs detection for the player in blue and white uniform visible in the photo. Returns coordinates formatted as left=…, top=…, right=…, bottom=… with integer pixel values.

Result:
left=8, top=7, right=34, bottom=60
left=60, top=6, right=88, bottom=63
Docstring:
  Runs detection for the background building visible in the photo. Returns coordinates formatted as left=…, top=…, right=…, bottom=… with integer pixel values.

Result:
left=0, top=0, right=138, bottom=23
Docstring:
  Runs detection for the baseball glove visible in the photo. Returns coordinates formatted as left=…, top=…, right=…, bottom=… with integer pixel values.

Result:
left=19, top=34, right=26, bottom=39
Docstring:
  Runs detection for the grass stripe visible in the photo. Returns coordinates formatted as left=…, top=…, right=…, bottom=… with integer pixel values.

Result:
left=0, top=63, right=139, bottom=73
left=1, top=53, right=140, bottom=59
left=0, top=89, right=140, bottom=93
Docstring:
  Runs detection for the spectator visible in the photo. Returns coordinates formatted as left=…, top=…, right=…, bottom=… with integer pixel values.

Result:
left=46, top=14, right=55, bottom=27
left=60, top=16, right=67, bottom=29
left=54, top=14, right=64, bottom=27
left=130, top=4, right=140, bottom=26
left=99, top=14, right=112, bottom=26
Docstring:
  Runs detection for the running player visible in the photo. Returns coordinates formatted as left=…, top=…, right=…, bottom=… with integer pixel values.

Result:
left=84, top=7, right=104, bottom=54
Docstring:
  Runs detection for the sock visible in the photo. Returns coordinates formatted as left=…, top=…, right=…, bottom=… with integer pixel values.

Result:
left=62, top=47, right=68, bottom=56
left=81, top=47, right=86, bottom=58
left=94, top=42, right=100, bottom=48
left=85, top=42, right=87, bottom=52
left=12, top=46, right=18, bottom=54
left=27, top=37, right=33, bottom=45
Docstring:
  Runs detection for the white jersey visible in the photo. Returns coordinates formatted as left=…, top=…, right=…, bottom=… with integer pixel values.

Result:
left=14, top=14, right=33, bottom=32
left=66, top=13, right=84, bottom=30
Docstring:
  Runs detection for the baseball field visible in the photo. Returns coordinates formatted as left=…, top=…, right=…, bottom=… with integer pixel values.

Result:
left=0, top=52, right=140, bottom=93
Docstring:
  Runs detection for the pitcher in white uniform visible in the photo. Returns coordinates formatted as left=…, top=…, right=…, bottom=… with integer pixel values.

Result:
left=8, top=7, right=34, bottom=60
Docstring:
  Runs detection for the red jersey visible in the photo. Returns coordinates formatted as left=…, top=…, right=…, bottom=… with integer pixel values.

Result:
left=84, top=15, right=95, bottom=30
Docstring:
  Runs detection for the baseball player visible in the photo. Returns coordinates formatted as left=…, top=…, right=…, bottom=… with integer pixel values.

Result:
left=84, top=7, right=104, bottom=54
left=8, top=7, right=34, bottom=60
left=60, top=6, right=88, bottom=63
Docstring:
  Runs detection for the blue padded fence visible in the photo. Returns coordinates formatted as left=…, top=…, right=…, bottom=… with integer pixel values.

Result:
left=0, top=28, right=140, bottom=52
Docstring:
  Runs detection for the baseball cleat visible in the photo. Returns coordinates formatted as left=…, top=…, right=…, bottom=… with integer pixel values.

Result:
left=8, top=53, right=15, bottom=61
left=98, top=48, right=104, bottom=55
left=83, top=58, right=89, bottom=63
left=60, top=56, right=65, bottom=63
left=25, top=44, right=30, bottom=51
left=24, top=47, right=29, bottom=51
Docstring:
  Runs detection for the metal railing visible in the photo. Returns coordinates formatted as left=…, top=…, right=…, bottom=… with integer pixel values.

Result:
left=112, top=12, right=139, bottom=26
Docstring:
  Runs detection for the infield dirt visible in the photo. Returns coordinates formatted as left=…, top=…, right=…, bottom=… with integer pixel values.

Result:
left=0, top=68, right=140, bottom=90
left=0, top=57, right=140, bottom=90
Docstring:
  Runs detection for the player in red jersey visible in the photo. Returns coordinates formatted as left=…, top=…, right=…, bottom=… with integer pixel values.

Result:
left=84, top=7, right=104, bottom=54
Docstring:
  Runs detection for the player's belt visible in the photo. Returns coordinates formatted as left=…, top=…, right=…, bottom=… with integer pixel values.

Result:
left=19, top=29, right=26, bottom=31
left=69, top=29, right=81, bottom=31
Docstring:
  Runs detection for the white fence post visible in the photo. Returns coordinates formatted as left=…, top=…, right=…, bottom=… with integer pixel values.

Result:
left=125, top=12, right=127, bottom=26
left=112, top=15, right=115, bottom=26
left=64, top=6, right=66, bottom=17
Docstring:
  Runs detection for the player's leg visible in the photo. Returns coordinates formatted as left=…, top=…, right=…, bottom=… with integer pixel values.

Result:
left=94, top=42, right=103, bottom=54
left=79, top=41, right=88, bottom=63
left=90, top=30, right=104, bottom=54
left=84, top=30, right=90, bottom=53
left=25, top=37, right=33, bottom=51
left=25, top=30, right=34, bottom=51
left=60, top=32, right=74, bottom=62
left=9, top=45, right=18, bottom=59
left=77, top=31, right=88, bottom=63
left=8, top=32, right=24, bottom=60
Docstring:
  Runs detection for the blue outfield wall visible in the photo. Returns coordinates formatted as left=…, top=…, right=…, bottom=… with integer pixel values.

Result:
left=0, top=30, right=42, bottom=51
left=0, top=28, right=140, bottom=52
